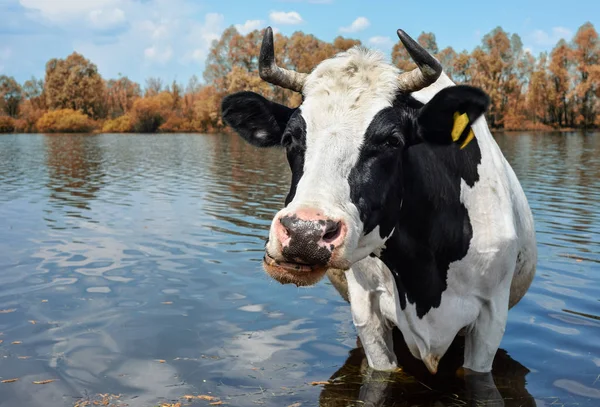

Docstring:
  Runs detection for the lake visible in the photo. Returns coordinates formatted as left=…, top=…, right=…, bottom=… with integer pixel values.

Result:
left=0, top=132, right=598, bottom=407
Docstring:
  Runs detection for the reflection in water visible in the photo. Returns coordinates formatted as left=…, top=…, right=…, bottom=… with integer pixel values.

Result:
left=320, top=331, right=536, bottom=407
left=45, top=135, right=104, bottom=217
left=0, top=132, right=598, bottom=407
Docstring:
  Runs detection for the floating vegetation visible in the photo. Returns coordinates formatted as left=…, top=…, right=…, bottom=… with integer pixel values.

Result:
left=33, top=379, right=55, bottom=385
left=73, top=393, right=124, bottom=407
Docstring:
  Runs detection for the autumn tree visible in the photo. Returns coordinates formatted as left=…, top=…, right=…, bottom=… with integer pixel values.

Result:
left=572, top=22, right=599, bottom=128
left=44, top=52, right=105, bottom=118
left=0, top=75, right=22, bottom=117
left=186, top=75, right=202, bottom=94
left=22, top=76, right=45, bottom=110
left=526, top=53, right=552, bottom=126
left=452, top=51, right=473, bottom=83
left=204, top=26, right=361, bottom=108
left=105, top=76, right=141, bottom=118
left=468, top=27, right=533, bottom=128
left=169, top=80, right=183, bottom=110
left=204, top=26, right=242, bottom=88
left=437, top=46, right=458, bottom=80
left=145, top=77, right=164, bottom=97
left=549, top=39, right=575, bottom=127
left=130, top=92, right=173, bottom=132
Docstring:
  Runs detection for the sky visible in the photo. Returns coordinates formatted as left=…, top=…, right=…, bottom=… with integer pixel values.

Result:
left=0, top=0, right=598, bottom=87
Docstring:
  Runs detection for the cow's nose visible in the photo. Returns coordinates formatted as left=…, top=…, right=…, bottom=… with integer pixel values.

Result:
left=274, top=209, right=346, bottom=265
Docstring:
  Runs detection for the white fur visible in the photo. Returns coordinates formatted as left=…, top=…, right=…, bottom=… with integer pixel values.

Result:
left=266, top=49, right=401, bottom=264
left=346, top=72, right=537, bottom=373
left=265, top=48, right=536, bottom=373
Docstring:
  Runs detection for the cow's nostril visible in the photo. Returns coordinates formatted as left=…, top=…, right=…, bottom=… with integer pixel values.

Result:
left=322, top=221, right=342, bottom=243
left=279, top=217, right=291, bottom=237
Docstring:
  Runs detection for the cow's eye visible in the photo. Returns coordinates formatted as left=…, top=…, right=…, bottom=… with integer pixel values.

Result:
left=385, top=135, right=401, bottom=147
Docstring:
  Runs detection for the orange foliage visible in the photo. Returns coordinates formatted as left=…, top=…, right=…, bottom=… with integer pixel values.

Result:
left=4, top=22, right=600, bottom=133
left=102, top=114, right=134, bottom=133
left=0, top=116, right=15, bottom=133
left=36, top=109, right=96, bottom=133
left=18, top=99, right=45, bottom=132
left=130, top=92, right=173, bottom=132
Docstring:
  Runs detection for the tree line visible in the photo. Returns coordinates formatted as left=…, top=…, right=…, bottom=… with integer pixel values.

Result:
left=0, top=22, right=598, bottom=134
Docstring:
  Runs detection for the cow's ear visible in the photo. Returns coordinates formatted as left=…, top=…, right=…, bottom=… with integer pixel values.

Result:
left=416, top=85, right=490, bottom=149
left=221, top=91, right=295, bottom=148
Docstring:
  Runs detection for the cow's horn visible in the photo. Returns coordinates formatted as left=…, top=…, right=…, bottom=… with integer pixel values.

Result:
left=396, top=29, right=442, bottom=92
left=259, top=26, right=307, bottom=93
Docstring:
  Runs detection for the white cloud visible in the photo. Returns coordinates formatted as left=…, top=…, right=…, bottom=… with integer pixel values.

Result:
left=339, top=17, right=370, bottom=33
left=139, top=20, right=169, bottom=40
left=184, top=12, right=225, bottom=63
left=71, top=1, right=224, bottom=78
left=7, top=0, right=227, bottom=84
left=530, top=26, right=573, bottom=46
left=144, top=45, right=173, bottom=64
left=368, top=36, right=392, bottom=47
left=89, top=8, right=126, bottom=29
left=235, top=19, right=264, bottom=35
left=269, top=11, right=304, bottom=25
left=20, top=0, right=120, bottom=23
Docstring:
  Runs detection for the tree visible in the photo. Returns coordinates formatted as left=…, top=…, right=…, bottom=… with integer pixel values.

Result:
left=186, top=75, right=202, bottom=94
left=0, top=75, right=22, bottom=117
left=169, top=80, right=182, bottom=110
left=105, top=76, right=141, bottom=118
left=549, top=39, right=575, bottom=127
left=572, top=22, right=599, bottom=128
left=437, top=46, right=458, bottom=80
left=22, top=76, right=45, bottom=110
left=44, top=52, right=105, bottom=118
left=204, top=26, right=242, bottom=87
left=130, top=92, right=173, bottom=132
left=526, top=53, right=551, bottom=125
left=145, top=77, right=164, bottom=97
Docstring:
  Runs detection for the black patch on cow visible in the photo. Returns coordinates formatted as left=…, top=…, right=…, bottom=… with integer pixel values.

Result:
left=280, top=214, right=333, bottom=265
left=282, top=111, right=307, bottom=205
left=221, top=91, right=295, bottom=147
left=381, top=138, right=482, bottom=318
left=348, top=92, right=420, bottom=238
left=348, top=90, right=484, bottom=318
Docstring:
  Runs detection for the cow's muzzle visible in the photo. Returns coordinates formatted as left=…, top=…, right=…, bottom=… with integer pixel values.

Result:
left=263, top=251, right=329, bottom=287
left=263, top=207, right=350, bottom=286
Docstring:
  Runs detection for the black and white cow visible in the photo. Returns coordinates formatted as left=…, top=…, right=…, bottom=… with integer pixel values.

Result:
left=221, top=27, right=537, bottom=374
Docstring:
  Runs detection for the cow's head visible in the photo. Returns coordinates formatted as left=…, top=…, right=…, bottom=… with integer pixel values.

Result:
left=222, top=28, right=489, bottom=286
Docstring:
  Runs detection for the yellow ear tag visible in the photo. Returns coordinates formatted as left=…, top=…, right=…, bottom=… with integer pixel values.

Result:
left=451, top=112, right=469, bottom=142
left=460, top=129, right=475, bottom=149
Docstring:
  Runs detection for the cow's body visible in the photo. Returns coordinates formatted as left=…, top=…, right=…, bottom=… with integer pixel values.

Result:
left=344, top=72, right=537, bottom=373
left=222, top=28, right=536, bottom=374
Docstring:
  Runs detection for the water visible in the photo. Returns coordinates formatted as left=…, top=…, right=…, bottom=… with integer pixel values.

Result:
left=0, top=132, right=598, bottom=407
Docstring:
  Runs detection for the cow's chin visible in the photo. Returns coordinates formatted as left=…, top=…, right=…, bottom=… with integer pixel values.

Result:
left=263, top=253, right=330, bottom=287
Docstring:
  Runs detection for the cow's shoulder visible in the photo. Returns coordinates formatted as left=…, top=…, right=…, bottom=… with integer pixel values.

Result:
left=377, top=136, right=483, bottom=318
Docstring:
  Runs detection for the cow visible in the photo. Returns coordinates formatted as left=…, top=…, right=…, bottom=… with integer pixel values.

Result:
left=221, top=27, right=537, bottom=375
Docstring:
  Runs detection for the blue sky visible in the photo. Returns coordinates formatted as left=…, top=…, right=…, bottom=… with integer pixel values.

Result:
left=0, top=0, right=598, bottom=87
